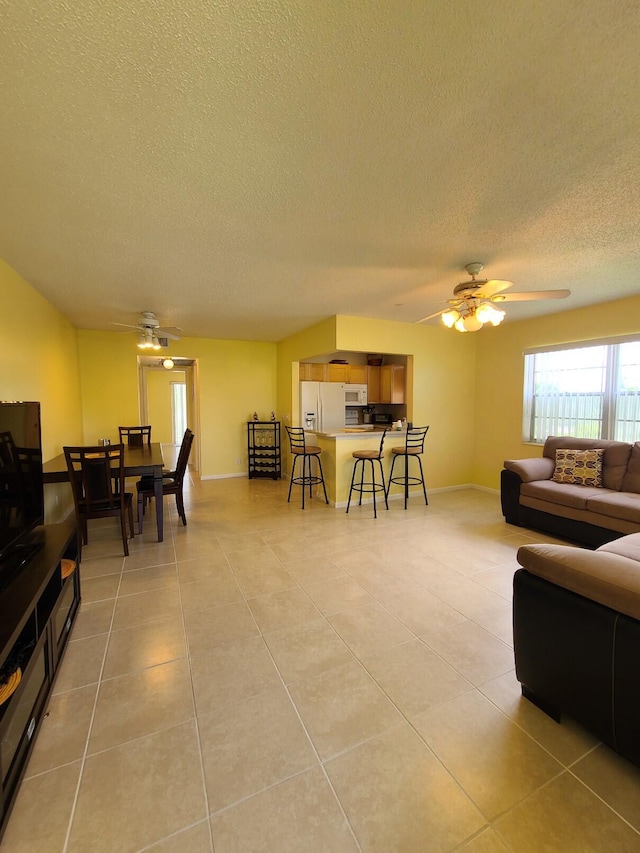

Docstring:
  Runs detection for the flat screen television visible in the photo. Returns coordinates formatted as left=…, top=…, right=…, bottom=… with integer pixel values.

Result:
left=0, top=402, right=45, bottom=580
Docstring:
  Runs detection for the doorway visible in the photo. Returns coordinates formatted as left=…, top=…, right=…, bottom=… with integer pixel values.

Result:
left=137, top=357, right=200, bottom=474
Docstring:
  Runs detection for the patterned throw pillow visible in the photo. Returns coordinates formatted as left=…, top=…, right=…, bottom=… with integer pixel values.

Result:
left=552, top=448, right=604, bottom=487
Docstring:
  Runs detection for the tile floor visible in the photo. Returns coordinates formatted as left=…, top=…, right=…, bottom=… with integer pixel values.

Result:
left=3, top=474, right=640, bottom=852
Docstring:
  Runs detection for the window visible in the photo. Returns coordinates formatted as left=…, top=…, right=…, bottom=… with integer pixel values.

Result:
left=523, top=337, right=640, bottom=443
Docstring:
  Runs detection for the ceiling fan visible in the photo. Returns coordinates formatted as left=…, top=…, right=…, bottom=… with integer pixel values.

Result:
left=416, top=263, right=571, bottom=332
left=111, top=311, right=182, bottom=348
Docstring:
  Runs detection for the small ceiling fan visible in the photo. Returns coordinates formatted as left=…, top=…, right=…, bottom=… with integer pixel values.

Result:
left=111, top=311, right=182, bottom=348
left=416, top=263, right=571, bottom=331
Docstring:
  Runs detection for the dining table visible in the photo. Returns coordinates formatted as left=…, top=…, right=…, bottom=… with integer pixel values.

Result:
left=43, top=442, right=167, bottom=542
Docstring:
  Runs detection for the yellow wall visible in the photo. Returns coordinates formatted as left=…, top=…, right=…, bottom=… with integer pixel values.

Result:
left=147, top=369, right=186, bottom=444
left=0, top=258, right=83, bottom=521
left=77, top=331, right=277, bottom=478
left=473, top=294, right=640, bottom=489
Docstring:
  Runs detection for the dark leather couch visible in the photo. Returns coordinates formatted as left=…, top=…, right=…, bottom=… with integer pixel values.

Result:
left=514, top=533, right=640, bottom=767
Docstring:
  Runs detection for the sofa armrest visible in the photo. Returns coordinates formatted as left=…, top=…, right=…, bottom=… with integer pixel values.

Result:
left=504, top=457, right=555, bottom=483
left=517, top=543, right=640, bottom=621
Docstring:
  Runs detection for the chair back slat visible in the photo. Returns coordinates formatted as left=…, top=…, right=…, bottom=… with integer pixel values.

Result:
left=285, top=426, right=307, bottom=453
left=404, top=426, right=429, bottom=452
left=64, top=445, right=127, bottom=511
left=173, top=429, right=194, bottom=484
left=118, top=426, right=152, bottom=447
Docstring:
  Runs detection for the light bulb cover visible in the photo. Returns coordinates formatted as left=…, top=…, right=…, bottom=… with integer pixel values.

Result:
left=454, top=317, right=467, bottom=332
left=162, top=358, right=174, bottom=370
left=475, top=302, right=494, bottom=324
left=441, top=309, right=460, bottom=328
left=463, top=313, right=483, bottom=332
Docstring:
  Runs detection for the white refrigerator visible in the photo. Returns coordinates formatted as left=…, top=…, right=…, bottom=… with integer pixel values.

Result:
left=300, top=382, right=347, bottom=432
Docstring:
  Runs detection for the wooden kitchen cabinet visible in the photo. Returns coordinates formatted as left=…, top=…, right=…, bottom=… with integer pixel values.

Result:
left=347, top=364, right=367, bottom=384
left=380, top=365, right=405, bottom=403
left=299, top=363, right=327, bottom=382
left=327, top=363, right=349, bottom=382
left=367, top=366, right=381, bottom=403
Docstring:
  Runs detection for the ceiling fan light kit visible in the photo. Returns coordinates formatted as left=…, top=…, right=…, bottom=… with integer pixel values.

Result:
left=418, top=263, right=570, bottom=331
left=111, top=311, right=182, bottom=348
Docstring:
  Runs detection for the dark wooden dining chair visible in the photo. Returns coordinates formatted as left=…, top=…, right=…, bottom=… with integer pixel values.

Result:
left=118, top=425, right=152, bottom=447
left=136, top=428, right=194, bottom=533
left=64, top=444, right=135, bottom=558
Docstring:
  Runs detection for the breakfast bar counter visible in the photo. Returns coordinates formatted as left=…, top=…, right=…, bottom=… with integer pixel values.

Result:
left=300, top=428, right=409, bottom=506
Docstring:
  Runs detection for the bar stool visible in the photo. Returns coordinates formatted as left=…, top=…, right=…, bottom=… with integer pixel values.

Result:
left=285, top=426, right=329, bottom=509
left=346, top=429, right=389, bottom=518
left=386, top=426, right=429, bottom=509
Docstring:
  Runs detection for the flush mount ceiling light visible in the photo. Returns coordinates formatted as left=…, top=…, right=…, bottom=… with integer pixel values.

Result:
left=416, top=263, right=571, bottom=332
left=162, top=358, right=175, bottom=370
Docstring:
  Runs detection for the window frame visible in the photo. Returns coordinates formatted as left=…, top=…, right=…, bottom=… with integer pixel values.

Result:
left=522, top=334, right=640, bottom=444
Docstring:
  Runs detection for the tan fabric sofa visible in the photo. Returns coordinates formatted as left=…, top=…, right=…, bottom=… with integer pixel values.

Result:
left=514, top=532, right=640, bottom=766
left=501, top=436, right=640, bottom=547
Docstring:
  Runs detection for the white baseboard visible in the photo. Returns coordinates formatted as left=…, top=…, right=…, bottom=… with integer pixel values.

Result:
left=199, top=472, right=246, bottom=481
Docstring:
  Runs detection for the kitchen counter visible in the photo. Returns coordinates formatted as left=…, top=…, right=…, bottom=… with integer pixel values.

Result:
left=307, top=427, right=406, bottom=439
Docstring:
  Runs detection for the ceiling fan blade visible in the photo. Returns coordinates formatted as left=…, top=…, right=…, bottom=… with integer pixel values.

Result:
left=110, top=322, right=142, bottom=330
left=474, top=279, right=512, bottom=299
left=415, top=308, right=449, bottom=323
left=496, top=289, right=571, bottom=302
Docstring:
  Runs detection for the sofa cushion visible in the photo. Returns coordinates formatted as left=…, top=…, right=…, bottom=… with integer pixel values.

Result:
left=599, top=532, right=640, bottom=562
left=543, top=436, right=632, bottom=490
left=517, top=543, right=640, bottom=621
left=552, top=448, right=603, bottom=487
left=586, top=492, right=640, bottom=524
left=520, top=479, right=606, bottom=509
left=621, top=442, right=640, bottom=494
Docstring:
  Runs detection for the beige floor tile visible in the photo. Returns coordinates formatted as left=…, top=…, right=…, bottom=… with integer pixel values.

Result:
left=494, top=771, right=640, bottom=851
left=247, top=586, right=321, bottom=632
left=53, top=632, right=109, bottom=693
left=325, top=723, right=486, bottom=852
left=1, top=761, right=82, bottom=853
left=79, top=572, right=121, bottom=604
left=190, top=635, right=281, bottom=714
left=117, top=562, right=179, bottom=596
left=459, top=828, right=511, bottom=852
left=572, top=744, right=640, bottom=833
left=70, top=597, right=115, bottom=640
left=176, top=551, right=233, bottom=582
left=184, top=600, right=259, bottom=655
left=179, top=572, right=244, bottom=612
left=78, top=554, right=123, bottom=579
left=382, top=583, right=469, bottom=635
left=413, top=690, right=563, bottom=820
left=223, top=545, right=283, bottom=572
left=103, top=616, right=186, bottom=678
left=232, top=561, right=298, bottom=597
left=327, top=600, right=415, bottom=659
left=424, top=574, right=508, bottom=618
left=210, top=766, right=359, bottom=852
left=420, top=620, right=514, bottom=686
left=122, top=543, right=177, bottom=571
left=289, top=659, right=404, bottom=759
left=25, top=684, right=97, bottom=777
left=263, top=617, right=354, bottom=684
left=479, top=670, right=598, bottom=765
left=285, top=554, right=346, bottom=585
left=303, top=574, right=375, bottom=614
left=89, top=659, right=194, bottom=753
left=67, top=722, right=207, bottom=853
left=470, top=561, right=519, bottom=599
left=470, top=603, right=514, bottom=646
left=174, top=539, right=224, bottom=562
left=198, top=686, right=318, bottom=812
left=269, top=538, right=329, bottom=563
left=111, top=586, right=183, bottom=631
left=145, top=820, right=213, bottom=852
left=364, top=639, right=473, bottom=719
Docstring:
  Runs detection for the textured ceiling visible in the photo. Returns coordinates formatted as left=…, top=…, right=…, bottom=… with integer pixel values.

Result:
left=1, top=1, right=639, bottom=342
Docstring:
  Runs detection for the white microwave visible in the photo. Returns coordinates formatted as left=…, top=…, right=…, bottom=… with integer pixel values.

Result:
left=344, top=384, right=368, bottom=406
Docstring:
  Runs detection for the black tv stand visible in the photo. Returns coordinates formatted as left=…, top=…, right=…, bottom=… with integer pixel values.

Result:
left=0, top=541, right=45, bottom=592
left=0, top=521, right=80, bottom=840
